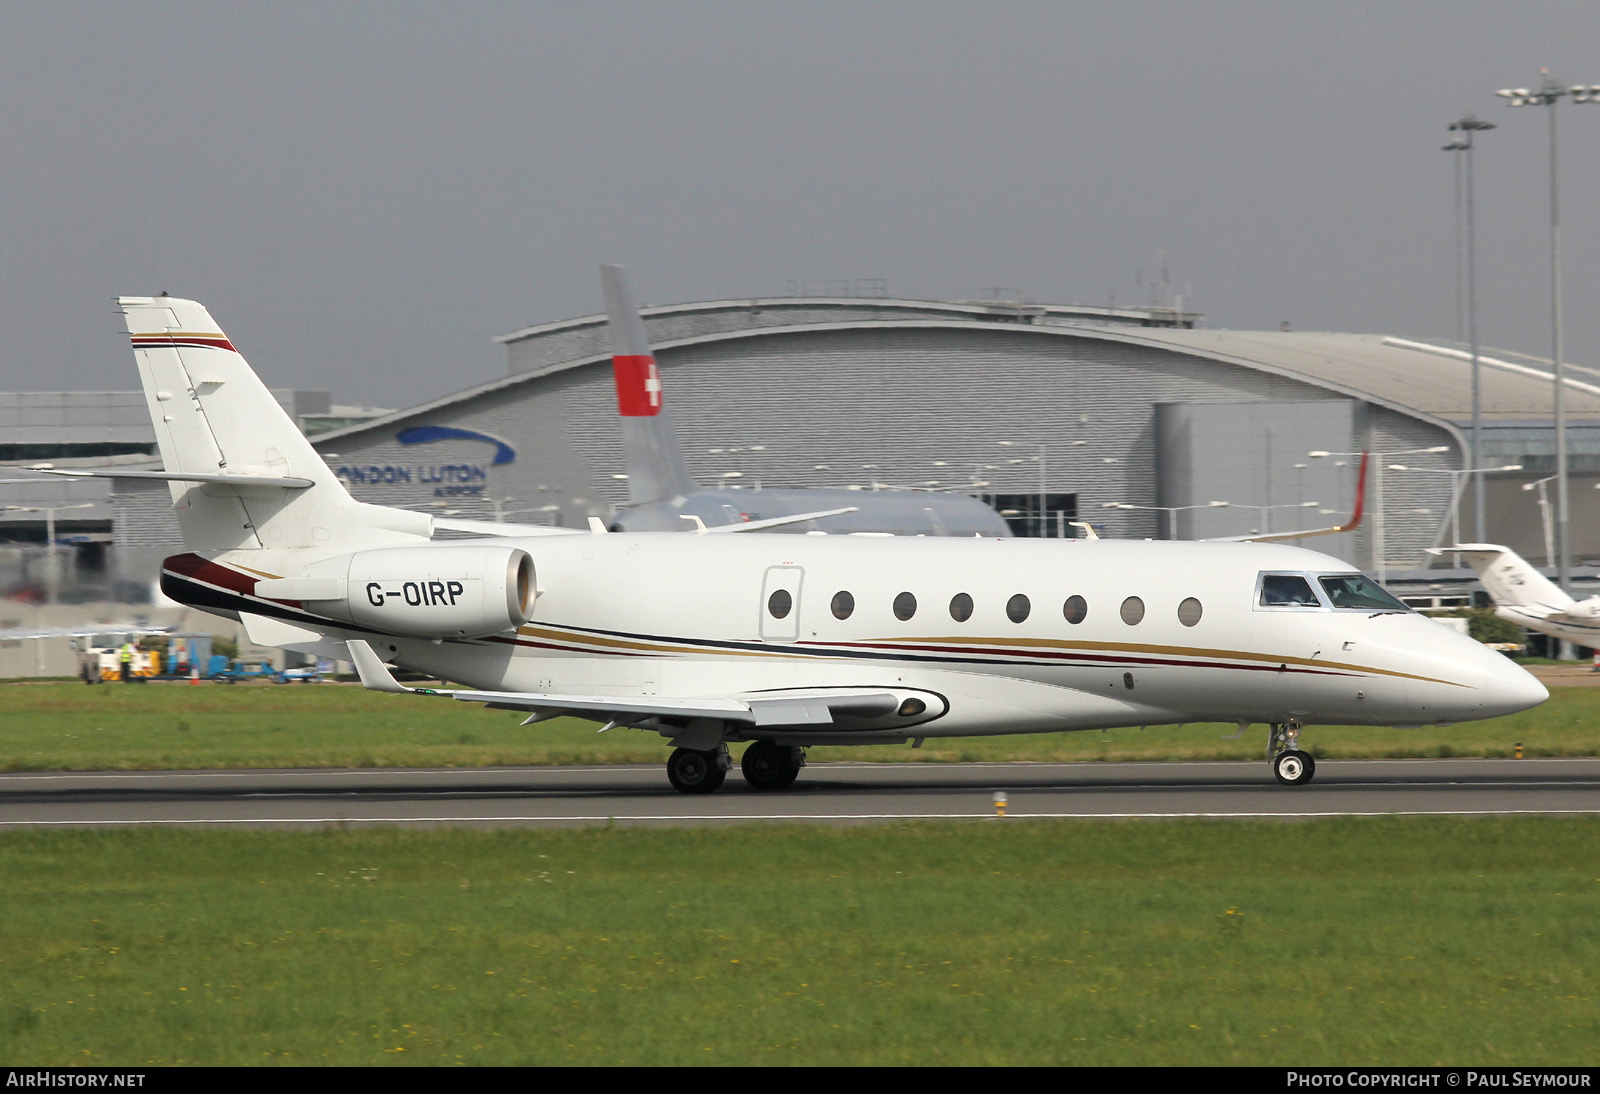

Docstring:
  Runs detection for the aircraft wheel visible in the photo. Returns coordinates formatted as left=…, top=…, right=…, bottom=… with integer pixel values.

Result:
left=667, top=747, right=727, bottom=794
left=741, top=739, right=802, bottom=790
left=1273, top=750, right=1316, bottom=786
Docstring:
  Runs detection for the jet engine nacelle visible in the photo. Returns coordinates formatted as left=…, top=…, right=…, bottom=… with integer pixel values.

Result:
left=272, top=545, right=536, bottom=638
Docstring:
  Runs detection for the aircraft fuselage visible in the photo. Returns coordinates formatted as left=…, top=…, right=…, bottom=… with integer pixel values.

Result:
left=167, top=533, right=1546, bottom=744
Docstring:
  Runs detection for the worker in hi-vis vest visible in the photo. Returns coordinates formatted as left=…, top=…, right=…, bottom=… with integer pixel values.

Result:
left=119, top=641, right=134, bottom=683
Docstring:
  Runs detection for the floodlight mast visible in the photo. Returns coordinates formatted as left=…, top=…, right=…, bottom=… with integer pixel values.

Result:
left=1443, top=113, right=1494, bottom=543
left=1495, top=71, right=1598, bottom=598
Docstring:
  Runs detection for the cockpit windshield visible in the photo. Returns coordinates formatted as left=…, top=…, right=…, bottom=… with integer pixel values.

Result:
left=1318, top=573, right=1410, bottom=612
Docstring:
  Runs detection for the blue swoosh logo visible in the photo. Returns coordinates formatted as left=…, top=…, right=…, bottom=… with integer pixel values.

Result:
left=396, top=426, right=516, bottom=466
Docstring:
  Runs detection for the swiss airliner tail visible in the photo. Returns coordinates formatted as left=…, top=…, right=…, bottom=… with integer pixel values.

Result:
left=601, top=265, right=698, bottom=506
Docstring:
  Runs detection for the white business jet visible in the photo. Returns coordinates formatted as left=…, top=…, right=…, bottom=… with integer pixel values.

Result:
left=62, top=297, right=1546, bottom=794
left=1443, top=543, right=1600, bottom=649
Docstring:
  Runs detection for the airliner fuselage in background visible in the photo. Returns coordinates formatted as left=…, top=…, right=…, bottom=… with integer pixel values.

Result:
left=71, top=295, right=1547, bottom=795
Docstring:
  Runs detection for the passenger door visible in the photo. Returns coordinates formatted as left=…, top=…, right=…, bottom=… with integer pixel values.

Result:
left=759, top=566, right=804, bottom=642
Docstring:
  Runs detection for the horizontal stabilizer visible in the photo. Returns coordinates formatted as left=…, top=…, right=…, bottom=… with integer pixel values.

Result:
left=34, top=468, right=314, bottom=489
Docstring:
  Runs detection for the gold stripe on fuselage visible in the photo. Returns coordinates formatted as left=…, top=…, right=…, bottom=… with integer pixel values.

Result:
left=850, top=633, right=1467, bottom=687
left=514, top=623, right=1469, bottom=687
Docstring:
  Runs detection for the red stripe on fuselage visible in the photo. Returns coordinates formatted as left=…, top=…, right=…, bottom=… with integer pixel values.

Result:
left=162, top=553, right=257, bottom=595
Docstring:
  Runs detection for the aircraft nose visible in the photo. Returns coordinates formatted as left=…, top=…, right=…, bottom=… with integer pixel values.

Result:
left=1479, top=652, right=1548, bottom=718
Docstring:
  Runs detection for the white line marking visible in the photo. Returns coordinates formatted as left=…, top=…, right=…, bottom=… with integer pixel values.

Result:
left=2, top=808, right=1599, bottom=827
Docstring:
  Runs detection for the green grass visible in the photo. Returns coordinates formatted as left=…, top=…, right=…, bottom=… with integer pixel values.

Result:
left=2, top=818, right=1596, bottom=1065
left=2, top=680, right=1597, bottom=772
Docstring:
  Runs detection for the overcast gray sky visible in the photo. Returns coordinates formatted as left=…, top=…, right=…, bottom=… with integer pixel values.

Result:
left=1, top=1, right=1596, bottom=408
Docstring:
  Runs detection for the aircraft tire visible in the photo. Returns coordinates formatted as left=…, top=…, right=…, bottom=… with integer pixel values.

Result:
left=667, top=747, right=727, bottom=794
left=1273, top=750, right=1315, bottom=786
left=741, top=739, right=800, bottom=790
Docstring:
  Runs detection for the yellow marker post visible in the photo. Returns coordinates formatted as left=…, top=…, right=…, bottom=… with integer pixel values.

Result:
left=1515, top=742, right=1524, bottom=760
left=993, top=791, right=1007, bottom=818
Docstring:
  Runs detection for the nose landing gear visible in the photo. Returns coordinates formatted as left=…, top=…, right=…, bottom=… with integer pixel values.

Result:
left=1269, top=721, right=1316, bottom=786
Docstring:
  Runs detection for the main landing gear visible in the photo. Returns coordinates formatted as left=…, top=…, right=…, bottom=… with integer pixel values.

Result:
left=1269, top=721, right=1316, bottom=787
left=740, top=739, right=806, bottom=791
left=667, top=745, right=730, bottom=794
left=665, top=740, right=807, bottom=794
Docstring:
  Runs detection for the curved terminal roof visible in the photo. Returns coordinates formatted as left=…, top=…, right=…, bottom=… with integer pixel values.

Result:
left=1108, top=328, right=1600, bottom=423
left=315, top=296, right=1595, bottom=444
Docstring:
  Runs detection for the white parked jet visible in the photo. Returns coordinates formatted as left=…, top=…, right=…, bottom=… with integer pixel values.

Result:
left=1444, top=543, right=1600, bottom=649
left=95, top=297, right=1547, bottom=793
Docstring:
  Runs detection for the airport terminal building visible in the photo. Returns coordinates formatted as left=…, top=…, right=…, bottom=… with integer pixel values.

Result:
left=272, top=295, right=1600, bottom=581
left=5, top=292, right=1600, bottom=661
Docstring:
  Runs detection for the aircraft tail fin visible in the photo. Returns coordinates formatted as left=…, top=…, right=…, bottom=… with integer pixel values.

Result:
left=1443, top=543, right=1573, bottom=611
left=600, top=265, right=698, bottom=505
left=119, top=296, right=430, bottom=552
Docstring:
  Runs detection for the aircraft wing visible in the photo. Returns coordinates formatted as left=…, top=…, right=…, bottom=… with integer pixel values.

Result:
left=695, top=507, right=860, bottom=534
left=1207, top=453, right=1368, bottom=544
left=346, top=639, right=902, bottom=727
left=431, top=516, right=584, bottom=538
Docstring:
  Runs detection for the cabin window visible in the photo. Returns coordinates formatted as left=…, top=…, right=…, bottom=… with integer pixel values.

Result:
left=1120, top=596, right=1145, bottom=625
left=767, top=589, right=793, bottom=620
left=1063, top=595, right=1087, bottom=624
left=1006, top=594, right=1030, bottom=623
left=949, top=592, right=973, bottom=622
left=893, top=592, right=917, bottom=621
left=1258, top=574, right=1321, bottom=608
left=1178, top=597, right=1203, bottom=627
left=1319, top=574, right=1409, bottom=612
left=831, top=591, right=854, bottom=620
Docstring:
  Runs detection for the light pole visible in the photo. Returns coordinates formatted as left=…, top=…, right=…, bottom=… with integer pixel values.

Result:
left=4, top=503, right=94, bottom=548
left=1311, top=447, right=1449, bottom=584
left=1100, top=500, right=1228, bottom=540
left=1443, top=112, right=1494, bottom=542
left=1495, top=72, right=1598, bottom=594
left=997, top=440, right=1086, bottom=537
left=1523, top=475, right=1557, bottom=566
left=4, top=503, right=93, bottom=603
left=1386, top=463, right=1523, bottom=561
